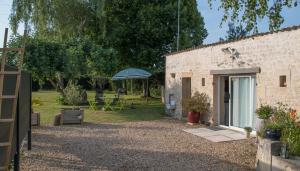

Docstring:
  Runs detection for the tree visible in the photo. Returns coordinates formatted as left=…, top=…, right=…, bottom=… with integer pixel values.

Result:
left=10, top=0, right=208, bottom=96
left=10, top=0, right=207, bottom=72
left=222, top=22, right=248, bottom=41
left=10, top=0, right=107, bottom=41
left=9, top=37, right=66, bottom=92
left=208, top=0, right=299, bottom=32
left=104, top=0, right=207, bottom=72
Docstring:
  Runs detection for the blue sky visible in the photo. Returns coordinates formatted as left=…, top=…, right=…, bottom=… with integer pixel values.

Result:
left=0, top=0, right=300, bottom=47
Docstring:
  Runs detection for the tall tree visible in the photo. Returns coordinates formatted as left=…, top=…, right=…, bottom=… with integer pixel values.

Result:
left=10, top=0, right=107, bottom=41
left=10, top=0, right=207, bottom=74
left=104, top=0, right=207, bottom=72
left=208, top=0, right=299, bottom=32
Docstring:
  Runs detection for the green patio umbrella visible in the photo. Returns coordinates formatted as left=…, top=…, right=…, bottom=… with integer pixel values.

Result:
left=112, top=68, right=152, bottom=103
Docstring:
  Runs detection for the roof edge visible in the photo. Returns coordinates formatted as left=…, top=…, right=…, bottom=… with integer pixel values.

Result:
left=165, top=25, right=300, bottom=57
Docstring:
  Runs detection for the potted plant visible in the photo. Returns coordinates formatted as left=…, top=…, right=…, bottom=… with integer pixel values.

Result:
left=182, top=91, right=210, bottom=124
left=60, top=81, right=85, bottom=124
left=244, top=127, right=252, bottom=138
left=256, top=104, right=274, bottom=136
left=256, top=104, right=273, bottom=120
left=265, top=123, right=282, bottom=141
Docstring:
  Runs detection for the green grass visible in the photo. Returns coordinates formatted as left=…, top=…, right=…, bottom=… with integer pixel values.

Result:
left=32, top=90, right=164, bottom=125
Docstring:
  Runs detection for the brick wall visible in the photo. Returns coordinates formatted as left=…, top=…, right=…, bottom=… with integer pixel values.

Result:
left=165, top=28, right=300, bottom=122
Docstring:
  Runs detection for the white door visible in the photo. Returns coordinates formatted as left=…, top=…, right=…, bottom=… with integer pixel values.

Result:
left=229, top=76, right=256, bottom=129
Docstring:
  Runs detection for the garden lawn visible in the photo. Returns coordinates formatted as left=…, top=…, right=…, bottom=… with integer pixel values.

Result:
left=32, top=90, right=164, bottom=125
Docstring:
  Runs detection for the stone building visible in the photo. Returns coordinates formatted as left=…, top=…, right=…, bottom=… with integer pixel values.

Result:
left=165, top=25, right=300, bottom=131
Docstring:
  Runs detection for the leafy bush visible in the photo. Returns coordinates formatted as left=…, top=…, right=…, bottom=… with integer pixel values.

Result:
left=149, top=86, right=161, bottom=97
left=182, top=91, right=210, bottom=113
left=258, top=103, right=300, bottom=156
left=57, top=95, right=67, bottom=105
left=265, top=123, right=283, bottom=131
left=244, top=127, right=252, bottom=133
left=63, top=82, right=83, bottom=106
left=282, top=126, right=300, bottom=156
left=256, top=104, right=273, bottom=119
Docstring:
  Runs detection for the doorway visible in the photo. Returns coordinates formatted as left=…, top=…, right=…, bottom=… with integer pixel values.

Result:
left=218, top=75, right=256, bottom=130
left=182, top=77, right=191, bottom=117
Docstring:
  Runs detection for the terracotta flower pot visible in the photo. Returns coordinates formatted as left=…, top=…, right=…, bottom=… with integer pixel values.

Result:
left=188, top=111, right=200, bottom=124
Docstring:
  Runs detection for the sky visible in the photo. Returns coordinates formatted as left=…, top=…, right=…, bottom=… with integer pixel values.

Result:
left=0, top=0, right=300, bottom=47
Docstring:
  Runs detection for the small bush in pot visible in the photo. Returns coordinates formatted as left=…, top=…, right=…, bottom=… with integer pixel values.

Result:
left=256, top=104, right=273, bottom=120
left=182, top=91, right=210, bottom=124
left=244, top=127, right=252, bottom=138
left=63, top=81, right=84, bottom=107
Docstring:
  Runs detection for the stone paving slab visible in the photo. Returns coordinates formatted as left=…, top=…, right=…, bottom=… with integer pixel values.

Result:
left=183, top=127, right=247, bottom=142
left=205, top=135, right=234, bottom=142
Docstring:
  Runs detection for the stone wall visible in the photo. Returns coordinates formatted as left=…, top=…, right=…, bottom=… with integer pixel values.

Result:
left=165, top=27, right=300, bottom=121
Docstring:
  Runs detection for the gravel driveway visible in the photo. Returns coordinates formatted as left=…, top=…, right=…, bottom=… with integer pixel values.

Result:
left=21, top=118, right=257, bottom=171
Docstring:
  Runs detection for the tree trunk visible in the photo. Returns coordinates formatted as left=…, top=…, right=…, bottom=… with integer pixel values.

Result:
left=48, top=79, right=64, bottom=95
left=142, top=80, right=150, bottom=97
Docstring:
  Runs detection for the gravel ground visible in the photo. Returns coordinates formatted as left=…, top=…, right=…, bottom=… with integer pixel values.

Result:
left=21, top=118, right=257, bottom=171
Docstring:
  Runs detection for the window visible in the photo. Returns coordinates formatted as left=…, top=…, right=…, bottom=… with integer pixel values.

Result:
left=279, top=75, right=287, bottom=87
left=170, top=73, right=176, bottom=78
left=202, top=78, right=205, bottom=86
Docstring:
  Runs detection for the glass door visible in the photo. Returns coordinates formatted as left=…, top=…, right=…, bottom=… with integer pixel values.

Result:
left=229, top=76, right=256, bottom=129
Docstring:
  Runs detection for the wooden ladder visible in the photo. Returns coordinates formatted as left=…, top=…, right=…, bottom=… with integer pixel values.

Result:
left=0, top=28, right=25, bottom=171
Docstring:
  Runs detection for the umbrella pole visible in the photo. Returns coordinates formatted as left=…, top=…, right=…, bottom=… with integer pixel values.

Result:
left=131, top=79, right=133, bottom=95
left=146, top=79, right=148, bottom=103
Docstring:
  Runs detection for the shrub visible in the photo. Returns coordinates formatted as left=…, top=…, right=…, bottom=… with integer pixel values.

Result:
left=182, top=91, right=210, bottom=113
left=281, top=124, right=300, bottom=156
left=63, top=81, right=83, bottom=106
left=265, top=122, right=283, bottom=131
left=244, top=127, right=252, bottom=133
left=149, top=86, right=161, bottom=97
left=56, top=95, right=67, bottom=105
left=259, top=103, right=300, bottom=156
left=256, top=104, right=273, bottom=119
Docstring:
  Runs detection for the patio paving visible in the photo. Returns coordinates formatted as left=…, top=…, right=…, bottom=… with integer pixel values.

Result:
left=183, top=127, right=248, bottom=142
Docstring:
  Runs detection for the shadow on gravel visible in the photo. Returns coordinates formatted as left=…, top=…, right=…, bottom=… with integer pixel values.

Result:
left=23, top=124, right=256, bottom=171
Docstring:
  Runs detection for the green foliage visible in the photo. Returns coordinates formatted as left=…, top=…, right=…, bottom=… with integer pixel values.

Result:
left=149, top=86, right=161, bottom=97
left=63, top=82, right=83, bottom=106
left=257, top=126, right=266, bottom=138
left=10, top=0, right=207, bottom=74
left=114, top=99, right=126, bottom=111
left=10, top=37, right=66, bottom=86
left=256, top=104, right=273, bottom=119
left=105, top=0, right=207, bottom=71
left=32, top=97, right=43, bottom=106
left=224, top=22, right=248, bottom=40
left=56, top=95, right=67, bottom=105
left=102, top=99, right=113, bottom=111
left=88, top=100, right=97, bottom=111
left=208, top=0, right=299, bottom=32
left=88, top=45, right=118, bottom=78
left=244, top=127, right=252, bottom=133
left=182, top=91, right=210, bottom=113
left=257, top=102, right=300, bottom=156
left=265, top=122, right=283, bottom=131
left=282, top=125, right=300, bottom=156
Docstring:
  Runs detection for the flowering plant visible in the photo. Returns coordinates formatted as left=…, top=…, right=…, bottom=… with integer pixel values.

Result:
left=289, top=109, right=297, bottom=121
